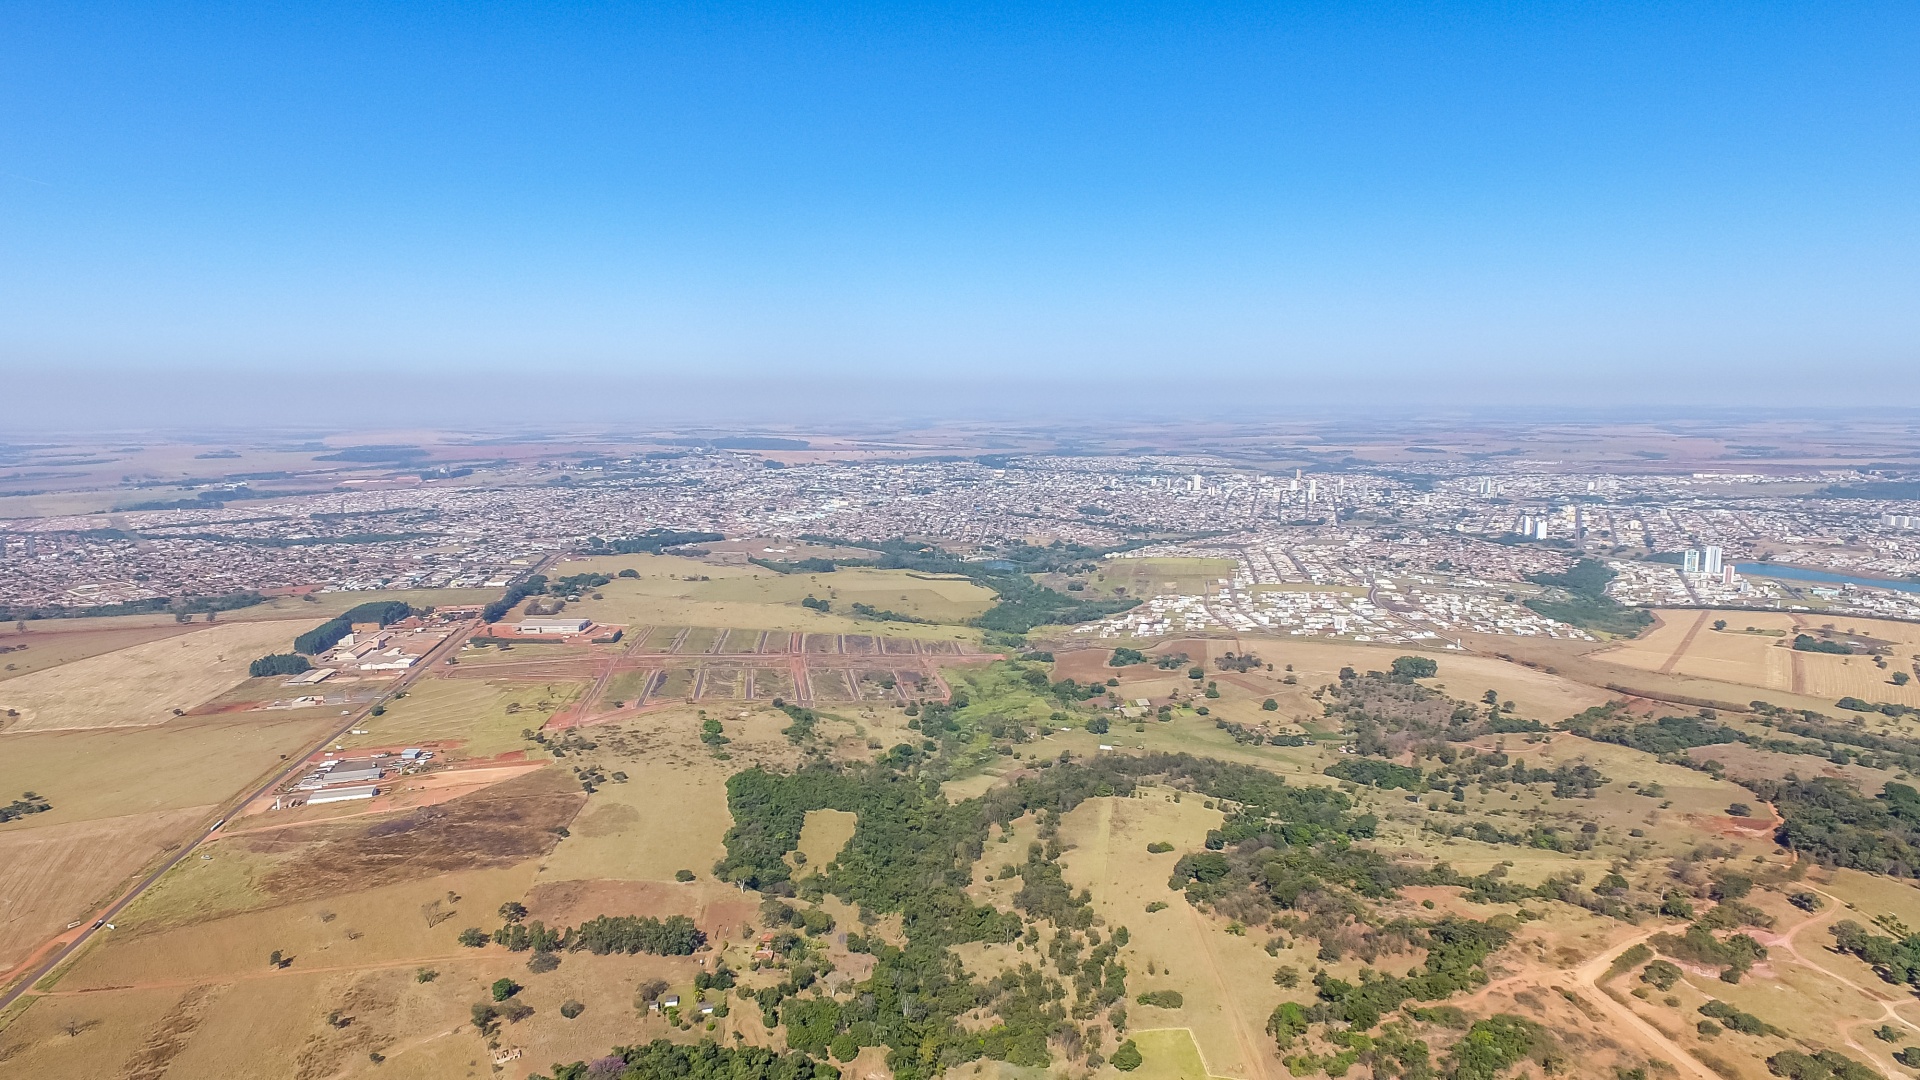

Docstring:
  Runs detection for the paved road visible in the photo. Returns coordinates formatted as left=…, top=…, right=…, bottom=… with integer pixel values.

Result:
left=0, top=615, right=480, bottom=1013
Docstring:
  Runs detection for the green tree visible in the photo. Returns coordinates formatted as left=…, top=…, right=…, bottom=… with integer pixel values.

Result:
left=1390, top=655, right=1438, bottom=679
left=492, top=978, right=521, bottom=1002
left=1111, top=1040, right=1143, bottom=1071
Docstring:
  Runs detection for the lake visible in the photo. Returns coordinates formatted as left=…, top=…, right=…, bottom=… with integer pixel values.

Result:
left=1736, top=562, right=1920, bottom=595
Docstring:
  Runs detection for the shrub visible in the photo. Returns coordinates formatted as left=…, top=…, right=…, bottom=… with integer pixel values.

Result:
left=1111, top=1040, right=1144, bottom=1071
left=676, top=869, right=696, bottom=882
left=1262, top=698, right=1279, bottom=711
left=457, top=928, right=488, bottom=948
left=1641, top=960, right=1682, bottom=991
left=527, top=951, right=560, bottom=973
left=1136, top=990, right=1184, bottom=1008
left=1146, top=841, right=1174, bottom=854
left=1767, top=1049, right=1880, bottom=1080
left=560, top=999, right=585, bottom=1019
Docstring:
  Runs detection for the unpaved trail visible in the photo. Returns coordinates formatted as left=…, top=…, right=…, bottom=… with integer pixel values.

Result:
left=1658, top=611, right=1711, bottom=674
left=1180, top=898, right=1269, bottom=1080
left=1569, top=932, right=1720, bottom=1080
left=1775, top=883, right=1920, bottom=1052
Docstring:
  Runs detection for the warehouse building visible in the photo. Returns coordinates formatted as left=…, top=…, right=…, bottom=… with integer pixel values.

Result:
left=308, top=785, right=379, bottom=805
left=319, top=761, right=383, bottom=785
left=517, top=617, right=592, bottom=635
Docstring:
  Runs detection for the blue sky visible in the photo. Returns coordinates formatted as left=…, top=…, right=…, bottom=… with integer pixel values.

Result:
left=2, top=2, right=1917, bottom=414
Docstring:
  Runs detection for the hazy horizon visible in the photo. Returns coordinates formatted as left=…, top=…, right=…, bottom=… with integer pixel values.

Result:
left=4, top=3, right=1918, bottom=425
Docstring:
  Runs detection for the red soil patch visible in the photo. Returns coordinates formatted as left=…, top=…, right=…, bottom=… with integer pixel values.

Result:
left=1051, top=648, right=1123, bottom=683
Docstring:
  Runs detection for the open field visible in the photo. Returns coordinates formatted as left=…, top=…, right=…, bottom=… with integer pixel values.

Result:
left=792, top=809, right=858, bottom=873
left=531, top=553, right=987, bottom=641
left=0, top=623, right=202, bottom=681
left=1605, top=609, right=1920, bottom=707
left=0, top=713, right=343, bottom=827
left=0, top=807, right=212, bottom=971
left=1050, top=634, right=1614, bottom=732
left=337, top=676, right=582, bottom=758
left=691, top=567, right=997, bottom=623
left=1053, top=794, right=1277, bottom=1080
left=1128, top=1028, right=1232, bottom=1080
left=0, top=588, right=497, bottom=637
left=0, top=619, right=315, bottom=730
left=1090, top=558, right=1237, bottom=599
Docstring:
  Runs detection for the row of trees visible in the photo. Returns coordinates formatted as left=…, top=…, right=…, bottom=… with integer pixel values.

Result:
left=458, top=913, right=706, bottom=956
left=293, top=600, right=414, bottom=654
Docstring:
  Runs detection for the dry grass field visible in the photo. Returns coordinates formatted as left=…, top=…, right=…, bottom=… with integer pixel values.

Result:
left=0, top=588, right=496, bottom=639
left=537, top=553, right=986, bottom=641
left=792, top=809, right=858, bottom=873
left=338, top=677, right=582, bottom=759
left=0, top=623, right=201, bottom=681
left=0, top=619, right=313, bottom=730
left=691, top=567, right=996, bottom=623
left=1606, top=608, right=1920, bottom=707
left=1090, top=558, right=1237, bottom=598
left=0, top=806, right=212, bottom=971
left=0, top=713, right=341, bottom=827
left=1052, top=795, right=1280, bottom=1080
left=1052, top=634, right=1616, bottom=730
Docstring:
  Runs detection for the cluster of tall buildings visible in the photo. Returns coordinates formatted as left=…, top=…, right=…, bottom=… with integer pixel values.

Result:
left=1682, top=545, right=1736, bottom=584
left=1885, top=513, right=1918, bottom=529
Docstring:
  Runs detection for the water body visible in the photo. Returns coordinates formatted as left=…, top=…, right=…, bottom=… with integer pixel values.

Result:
left=1736, top=563, right=1920, bottom=595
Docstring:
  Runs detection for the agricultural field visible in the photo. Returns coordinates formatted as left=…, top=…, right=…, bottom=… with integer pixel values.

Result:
left=0, top=622, right=202, bottom=681
left=1607, top=609, right=1920, bottom=708
left=0, top=806, right=212, bottom=971
left=0, top=710, right=339, bottom=982
left=0, top=618, right=313, bottom=730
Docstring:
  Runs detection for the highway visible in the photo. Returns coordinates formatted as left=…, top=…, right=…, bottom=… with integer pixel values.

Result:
left=0, top=613, right=482, bottom=1013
